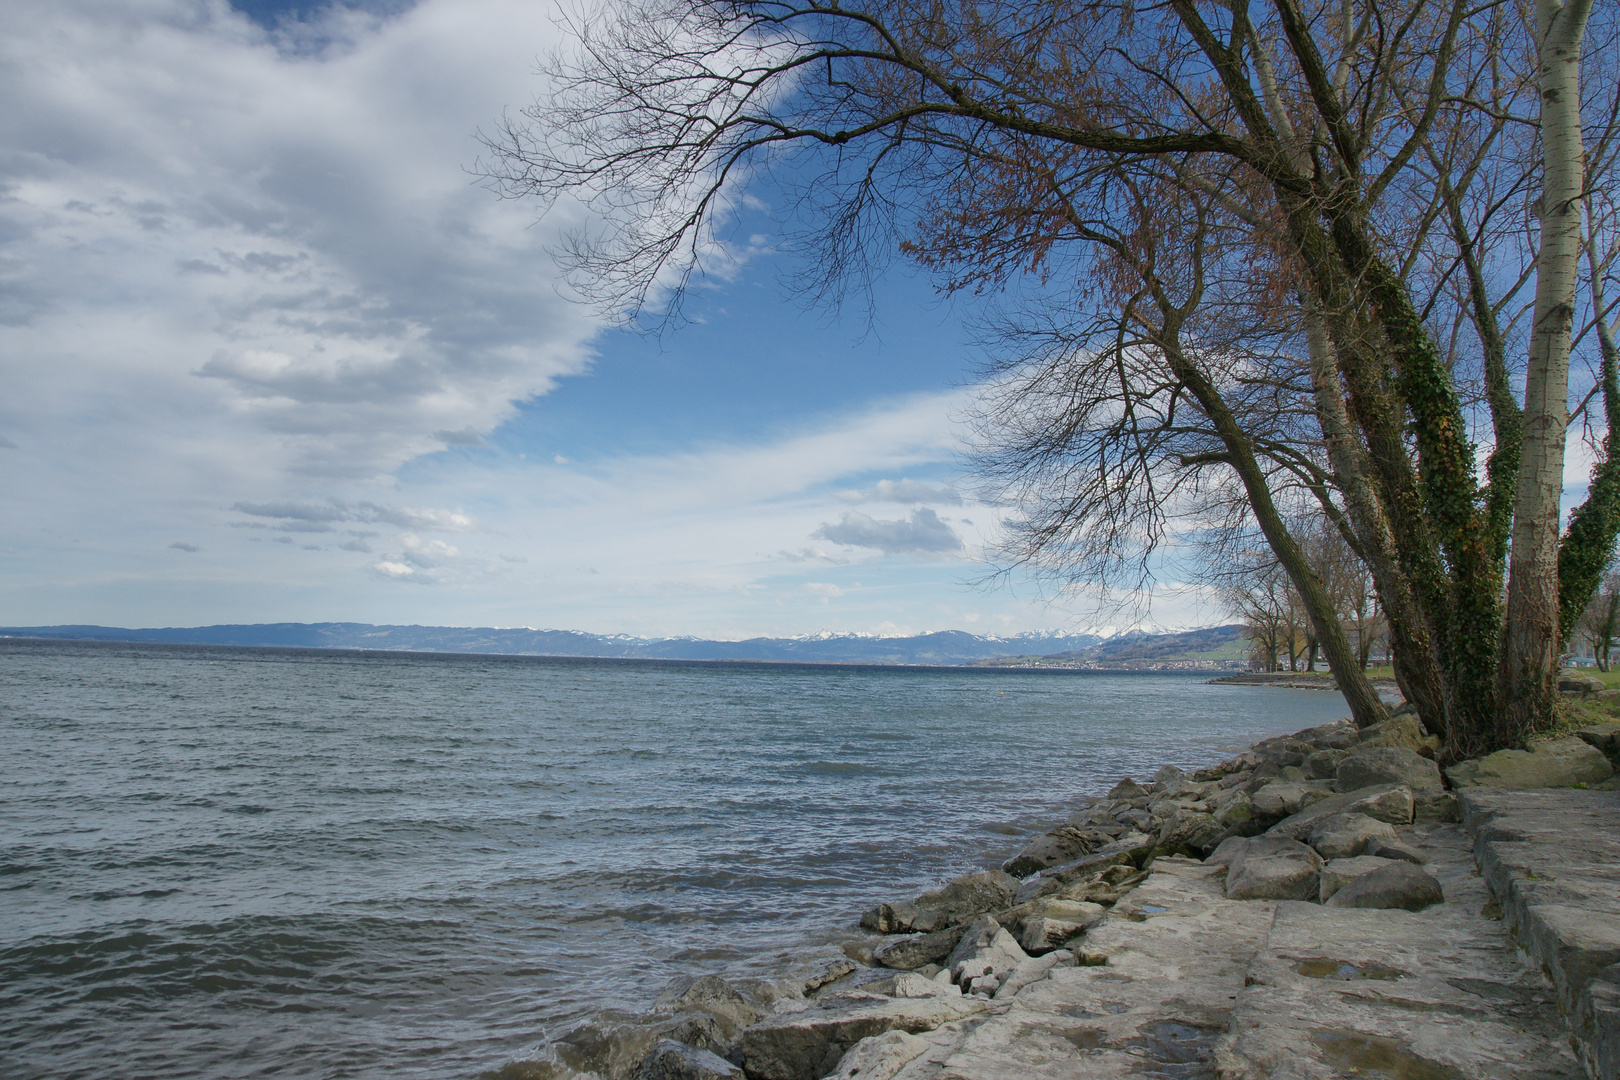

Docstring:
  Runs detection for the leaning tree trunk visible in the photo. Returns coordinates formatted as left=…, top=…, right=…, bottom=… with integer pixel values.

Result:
left=1498, top=0, right=1596, bottom=746
left=1163, top=336, right=1390, bottom=727
left=1301, top=295, right=1449, bottom=732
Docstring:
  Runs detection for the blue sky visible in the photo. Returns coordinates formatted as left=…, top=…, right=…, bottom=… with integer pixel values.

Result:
left=3, top=0, right=1145, bottom=638
left=26, top=0, right=1596, bottom=639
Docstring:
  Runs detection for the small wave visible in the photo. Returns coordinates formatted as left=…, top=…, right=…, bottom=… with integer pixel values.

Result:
left=791, top=761, right=888, bottom=776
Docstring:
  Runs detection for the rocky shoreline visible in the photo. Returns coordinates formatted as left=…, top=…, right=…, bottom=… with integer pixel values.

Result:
left=512, top=710, right=1620, bottom=1080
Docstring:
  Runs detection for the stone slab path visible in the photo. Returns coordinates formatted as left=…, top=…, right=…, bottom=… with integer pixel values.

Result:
left=1217, top=822, right=1577, bottom=1079
left=868, top=824, right=1582, bottom=1079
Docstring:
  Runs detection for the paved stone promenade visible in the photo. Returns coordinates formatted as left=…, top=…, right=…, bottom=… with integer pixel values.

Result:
left=859, top=818, right=1590, bottom=1079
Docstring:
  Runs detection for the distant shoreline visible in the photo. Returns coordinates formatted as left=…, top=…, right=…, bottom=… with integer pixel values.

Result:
left=0, top=634, right=1254, bottom=679
left=1208, top=670, right=1401, bottom=692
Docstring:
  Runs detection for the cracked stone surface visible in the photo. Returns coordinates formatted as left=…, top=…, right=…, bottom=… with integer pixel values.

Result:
left=876, top=857, right=1273, bottom=1079
left=1215, top=823, right=1580, bottom=1079
left=826, top=824, right=1583, bottom=1080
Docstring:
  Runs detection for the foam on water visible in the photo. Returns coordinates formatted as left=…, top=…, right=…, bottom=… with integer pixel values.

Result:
left=0, top=639, right=1351, bottom=1079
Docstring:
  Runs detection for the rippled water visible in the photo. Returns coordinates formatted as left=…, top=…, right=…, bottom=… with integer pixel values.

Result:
left=0, top=638, right=1352, bottom=1079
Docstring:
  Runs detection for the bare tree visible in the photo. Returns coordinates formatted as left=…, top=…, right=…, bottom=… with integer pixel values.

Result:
left=482, top=0, right=1618, bottom=753
left=1577, top=571, right=1620, bottom=671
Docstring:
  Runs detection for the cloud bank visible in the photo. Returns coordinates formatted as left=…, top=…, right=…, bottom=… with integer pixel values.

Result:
left=814, top=508, right=964, bottom=555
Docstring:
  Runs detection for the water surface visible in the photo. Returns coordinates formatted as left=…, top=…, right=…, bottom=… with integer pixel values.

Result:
left=0, top=639, right=1350, bottom=1079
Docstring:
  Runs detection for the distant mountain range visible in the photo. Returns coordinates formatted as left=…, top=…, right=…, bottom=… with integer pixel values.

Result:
left=0, top=622, right=1109, bottom=665
left=0, top=621, right=1248, bottom=667
left=972, top=623, right=1249, bottom=668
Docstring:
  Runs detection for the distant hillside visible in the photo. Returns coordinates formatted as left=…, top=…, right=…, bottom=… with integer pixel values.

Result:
left=0, top=622, right=1110, bottom=666
left=968, top=624, right=1248, bottom=670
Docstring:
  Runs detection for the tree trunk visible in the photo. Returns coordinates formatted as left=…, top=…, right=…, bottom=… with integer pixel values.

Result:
left=1497, top=0, right=1596, bottom=745
left=1301, top=296, right=1444, bottom=729
left=1164, top=336, right=1389, bottom=726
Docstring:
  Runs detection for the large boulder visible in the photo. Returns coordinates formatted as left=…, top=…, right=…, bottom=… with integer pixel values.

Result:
left=859, top=972, right=961, bottom=999
left=1366, top=837, right=1426, bottom=865
left=1251, top=779, right=1334, bottom=819
left=871, top=924, right=967, bottom=971
left=1155, top=808, right=1225, bottom=856
left=1305, top=812, right=1398, bottom=860
left=860, top=870, right=1020, bottom=933
left=1446, top=736, right=1615, bottom=790
left=1577, top=721, right=1620, bottom=767
left=1204, top=835, right=1250, bottom=869
left=739, top=992, right=989, bottom=1080
left=1353, top=713, right=1429, bottom=752
left=634, top=1039, right=744, bottom=1080
left=827, top=1030, right=931, bottom=1080
left=1001, top=828, right=1094, bottom=878
left=1335, top=746, right=1445, bottom=804
left=1011, top=834, right=1155, bottom=904
left=1107, top=777, right=1150, bottom=801
left=1017, top=899, right=1106, bottom=955
left=1304, top=748, right=1349, bottom=780
left=943, top=915, right=1029, bottom=994
left=1317, top=855, right=1396, bottom=901
left=1560, top=674, right=1606, bottom=694
left=1324, top=862, right=1444, bottom=911
left=1224, top=835, right=1324, bottom=901
left=653, top=975, right=763, bottom=1056
left=1267, top=784, right=1415, bottom=840
left=1295, top=718, right=1359, bottom=749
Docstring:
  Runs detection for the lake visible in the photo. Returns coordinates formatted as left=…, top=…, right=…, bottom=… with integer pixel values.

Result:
left=0, top=638, right=1352, bottom=1079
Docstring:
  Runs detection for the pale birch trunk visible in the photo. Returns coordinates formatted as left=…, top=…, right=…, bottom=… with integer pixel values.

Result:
left=1498, top=0, right=1596, bottom=739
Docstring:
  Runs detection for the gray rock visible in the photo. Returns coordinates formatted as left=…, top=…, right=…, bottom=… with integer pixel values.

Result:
left=1017, top=899, right=1105, bottom=954
left=1577, top=721, right=1620, bottom=766
left=633, top=1039, right=744, bottom=1080
left=1154, top=808, right=1224, bottom=856
left=1107, top=777, right=1149, bottom=800
left=1304, top=747, right=1349, bottom=780
left=1251, top=779, right=1335, bottom=818
left=943, top=914, right=1029, bottom=993
left=652, top=974, right=762, bottom=1054
left=826, top=1030, right=931, bottom=1080
left=1561, top=674, right=1606, bottom=694
left=1011, top=834, right=1155, bottom=904
left=1325, top=862, right=1444, bottom=911
left=1001, top=828, right=1093, bottom=878
left=1204, top=834, right=1250, bottom=868
left=1446, top=736, right=1615, bottom=789
left=1335, top=746, right=1445, bottom=803
left=1353, top=713, right=1428, bottom=752
left=1318, top=855, right=1396, bottom=901
left=1225, top=835, right=1323, bottom=901
left=1267, top=783, right=1415, bottom=840
left=1117, top=807, right=1154, bottom=830
left=1153, top=764, right=1189, bottom=785
left=739, top=992, right=989, bottom=1080
left=1211, top=788, right=1260, bottom=834
left=1305, top=812, right=1398, bottom=860
left=1365, top=838, right=1427, bottom=864
left=1295, top=717, right=1359, bottom=749
left=858, top=972, right=961, bottom=999
left=871, top=923, right=966, bottom=971
left=859, top=870, right=1019, bottom=934
left=1573, top=963, right=1620, bottom=1080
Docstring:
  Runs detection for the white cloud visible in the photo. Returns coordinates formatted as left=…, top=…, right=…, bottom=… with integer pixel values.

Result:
left=232, top=500, right=474, bottom=531
left=814, top=508, right=964, bottom=555
left=835, top=479, right=962, bottom=505
left=803, top=582, right=844, bottom=596
left=0, top=0, right=596, bottom=507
